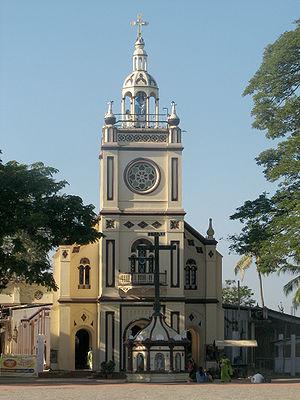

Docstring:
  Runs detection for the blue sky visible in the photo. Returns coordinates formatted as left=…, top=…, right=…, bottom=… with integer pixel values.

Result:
left=1, top=0, right=299, bottom=313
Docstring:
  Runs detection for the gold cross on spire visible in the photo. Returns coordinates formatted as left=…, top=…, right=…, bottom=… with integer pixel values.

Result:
left=130, top=14, right=149, bottom=37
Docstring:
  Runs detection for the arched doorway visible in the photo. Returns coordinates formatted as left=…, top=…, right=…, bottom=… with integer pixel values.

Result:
left=187, top=329, right=200, bottom=365
left=75, top=329, right=90, bottom=370
left=122, top=318, right=149, bottom=370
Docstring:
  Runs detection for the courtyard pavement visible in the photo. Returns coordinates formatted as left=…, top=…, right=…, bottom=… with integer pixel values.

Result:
left=0, top=380, right=300, bottom=400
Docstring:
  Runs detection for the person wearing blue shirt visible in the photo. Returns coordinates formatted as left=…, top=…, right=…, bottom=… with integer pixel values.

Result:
left=196, top=366, right=208, bottom=383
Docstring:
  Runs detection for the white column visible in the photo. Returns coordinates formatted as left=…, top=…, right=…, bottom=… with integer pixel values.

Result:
left=45, top=315, right=50, bottom=368
left=121, top=98, right=125, bottom=125
left=146, top=96, right=150, bottom=127
left=155, top=99, right=159, bottom=127
left=131, top=97, right=135, bottom=118
left=36, top=335, right=45, bottom=373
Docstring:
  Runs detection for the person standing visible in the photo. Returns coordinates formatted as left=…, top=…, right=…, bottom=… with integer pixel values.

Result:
left=87, top=348, right=93, bottom=370
left=220, top=355, right=233, bottom=383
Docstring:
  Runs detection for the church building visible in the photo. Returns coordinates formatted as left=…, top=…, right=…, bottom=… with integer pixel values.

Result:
left=50, top=16, right=224, bottom=372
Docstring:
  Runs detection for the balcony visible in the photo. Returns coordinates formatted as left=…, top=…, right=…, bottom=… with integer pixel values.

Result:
left=114, top=113, right=169, bottom=130
left=118, top=272, right=167, bottom=289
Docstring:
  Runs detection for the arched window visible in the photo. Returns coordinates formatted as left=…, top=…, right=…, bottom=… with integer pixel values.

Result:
left=79, top=265, right=85, bottom=285
left=134, top=92, right=146, bottom=128
left=85, top=266, right=90, bottom=286
left=78, top=258, right=91, bottom=289
left=148, top=254, right=154, bottom=273
left=124, top=95, right=132, bottom=115
left=130, top=239, right=154, bottom=275
left=149, top=95, right=156, bottom=126
left=175, top=353, right=181, bottom=372
left=138, top=57, right=142, bottom=69
left=154, top=353, right=165, bottom=371
left=136, top=353, right=145, bottom=371
left=184, top=259, right=197, bottom=290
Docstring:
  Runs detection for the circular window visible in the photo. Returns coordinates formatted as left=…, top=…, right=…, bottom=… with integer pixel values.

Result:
left=124, top=158, right=160, bottom=194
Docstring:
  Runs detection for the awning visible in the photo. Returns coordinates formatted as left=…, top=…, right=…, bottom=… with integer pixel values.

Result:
left=215, top=340, right=258, bottom=348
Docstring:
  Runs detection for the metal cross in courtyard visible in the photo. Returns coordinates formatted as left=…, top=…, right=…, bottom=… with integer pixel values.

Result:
left=130, top=14, right=149, bottom=38
left=141, top=232, right=176, bottom=315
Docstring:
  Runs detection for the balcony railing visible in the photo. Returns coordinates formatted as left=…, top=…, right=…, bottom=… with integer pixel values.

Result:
left=114, top=113, right=169, bottom=129
left=118, top=272, right=167, bottom=287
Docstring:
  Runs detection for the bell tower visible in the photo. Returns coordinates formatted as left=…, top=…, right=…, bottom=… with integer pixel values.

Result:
left=98, top=16, right=186, bottom=355
left=100, top=15, right=183, bottom=217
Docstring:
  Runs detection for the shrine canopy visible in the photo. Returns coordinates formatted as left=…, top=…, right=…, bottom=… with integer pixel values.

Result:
left=133, top=313, right=184, bottom=342
left=126, top=312, right=189, bottom=373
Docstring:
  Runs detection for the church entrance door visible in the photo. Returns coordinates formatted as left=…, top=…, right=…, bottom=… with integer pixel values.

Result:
left=75, top=329, right=90, bottom=369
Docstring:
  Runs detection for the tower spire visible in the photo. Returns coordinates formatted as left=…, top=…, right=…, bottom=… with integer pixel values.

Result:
left=121, top=15, right=159, bottom=127
left=206, top=218, right=215, bottom=239
left=130, top=14, right=149, bottom=72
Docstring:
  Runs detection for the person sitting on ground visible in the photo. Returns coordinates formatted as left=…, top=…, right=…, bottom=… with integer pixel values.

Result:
left=196, top=366, right=208, bottom=383
left=250, top=372, right=265, bottom=384
left=187, top=358, right=197, bottom=382
left=204, top=368, right=213, bottom=382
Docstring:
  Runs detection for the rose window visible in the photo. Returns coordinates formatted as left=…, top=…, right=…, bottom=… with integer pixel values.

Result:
left=124, top=159, right=160, bottom=194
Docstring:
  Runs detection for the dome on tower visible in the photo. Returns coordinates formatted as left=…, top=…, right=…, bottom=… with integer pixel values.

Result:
left=122, top=29, right=159, bottom=96
left=122, top=70, right=158, bottom=91
left=120, top=15, right=162, bottom=129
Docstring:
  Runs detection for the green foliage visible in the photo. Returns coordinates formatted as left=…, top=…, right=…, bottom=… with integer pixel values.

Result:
left=243, top=20, right=300, bottom=140
left=229, top=193, right=275, bottom=275
left=232, top=20, right=300, bottom=306
left=100, top=360, right=115, bottom=377
left=283, top=269, right=300, bottom=308
left=0, top=157, right=102, bottom=290
left=222, top=280, right=256, bottom=307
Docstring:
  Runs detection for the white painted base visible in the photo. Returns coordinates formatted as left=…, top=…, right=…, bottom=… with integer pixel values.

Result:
left=127, top=372, right=189, bottom=383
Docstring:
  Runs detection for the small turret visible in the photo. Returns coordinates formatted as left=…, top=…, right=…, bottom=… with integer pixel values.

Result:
left=104, top=101, right=116, bottom=126
left=167, top=101, right=180, bottom=126
left=132, top=36, right=148, bottom=71
left=206, top=218, right=215, bottom=239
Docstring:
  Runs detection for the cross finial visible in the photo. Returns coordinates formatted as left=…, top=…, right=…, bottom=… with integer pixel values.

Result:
left=130, top=14, right=149, bottom=37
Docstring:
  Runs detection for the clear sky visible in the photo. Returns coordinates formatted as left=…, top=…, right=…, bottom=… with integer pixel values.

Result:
left=1, top=0, right=299, bottom=314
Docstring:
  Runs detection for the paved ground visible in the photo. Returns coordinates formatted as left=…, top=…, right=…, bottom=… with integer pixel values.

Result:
left=1, top=381, right=300, bottom=400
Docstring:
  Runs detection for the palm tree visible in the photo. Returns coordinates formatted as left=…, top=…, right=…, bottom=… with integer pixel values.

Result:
left=235, top=253, right=265, bottom=308
left=283, top=265, right=300, bottom=308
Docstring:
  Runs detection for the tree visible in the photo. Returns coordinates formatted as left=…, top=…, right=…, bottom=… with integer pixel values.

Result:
left=231, top=20, right=300, bottom=305
left=234, top=254, right=265, bottom=308
left=229, top=193, right=275, bottom=307
left=283, top=267, right=300, bottom=307
left=0, top=157, right=102, bottom=290
left=222, top=280, right=256, bottom=307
